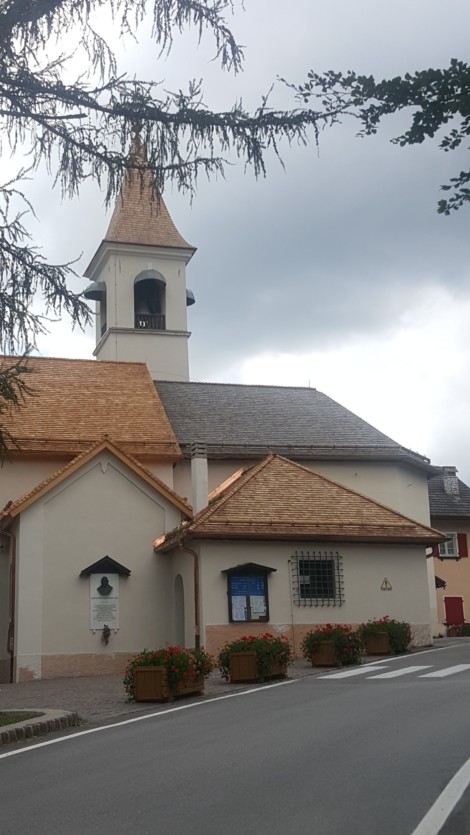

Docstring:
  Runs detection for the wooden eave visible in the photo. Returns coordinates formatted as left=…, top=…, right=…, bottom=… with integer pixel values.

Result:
left=2, top=438, right=191, bottom=522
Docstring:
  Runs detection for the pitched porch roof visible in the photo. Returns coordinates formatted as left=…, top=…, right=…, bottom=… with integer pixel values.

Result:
left=154, top=454, right=444, bottom=550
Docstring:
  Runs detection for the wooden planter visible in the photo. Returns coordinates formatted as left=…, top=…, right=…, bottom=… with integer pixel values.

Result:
left=364, top=631, right=391, bottom=655
left=228, top=652, right=288, bottom=683
left=446, top=627, right=462, bottom=638
left=134, top=667, right=204, bottom=703
left=310, top=641, right=337, bottom=667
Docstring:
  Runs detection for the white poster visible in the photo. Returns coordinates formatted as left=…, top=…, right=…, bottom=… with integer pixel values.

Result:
left=90, top=573, right=119, bottom=629
left=231, top=595, right=247, bottom=622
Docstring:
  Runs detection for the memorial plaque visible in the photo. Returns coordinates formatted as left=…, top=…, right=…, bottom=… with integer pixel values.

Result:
left=90, top=573, right=119, bottom=629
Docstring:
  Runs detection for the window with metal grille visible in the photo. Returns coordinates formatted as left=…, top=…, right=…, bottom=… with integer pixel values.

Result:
left=291, top=551, right=343, bottom=607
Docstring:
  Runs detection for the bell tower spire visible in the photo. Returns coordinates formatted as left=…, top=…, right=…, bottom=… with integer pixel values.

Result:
left=84, top=143, right=196, bottom=382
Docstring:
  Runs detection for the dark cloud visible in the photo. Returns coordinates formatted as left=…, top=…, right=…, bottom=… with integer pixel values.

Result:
left=7, top=0, right=470, bottom=479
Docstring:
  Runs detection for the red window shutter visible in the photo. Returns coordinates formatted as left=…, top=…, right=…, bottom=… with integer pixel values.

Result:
left=431, top=544, right=440, bottom=559
left=458, top=533, right=468, bottom=558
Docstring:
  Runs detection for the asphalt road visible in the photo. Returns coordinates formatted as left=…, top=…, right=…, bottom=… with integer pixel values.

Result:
left=1, top=644, right=470, bottom=835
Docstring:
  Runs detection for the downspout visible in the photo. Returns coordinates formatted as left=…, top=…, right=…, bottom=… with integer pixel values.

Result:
left=1, top=527, right=16, bottom=683
left=178, top=538, right=200, bottom=650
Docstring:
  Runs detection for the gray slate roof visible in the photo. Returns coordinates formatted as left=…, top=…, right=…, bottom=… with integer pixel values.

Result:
left=156, top=381, right=432, bottom=470
left=429, top=470, right=470, bottom=518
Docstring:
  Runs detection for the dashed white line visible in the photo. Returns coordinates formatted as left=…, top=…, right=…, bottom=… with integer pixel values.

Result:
left=319, top=666, right=386, bottom=679
left=367, top=666, right=432, bottom=679
left=419, top=664, right=470, bottom=679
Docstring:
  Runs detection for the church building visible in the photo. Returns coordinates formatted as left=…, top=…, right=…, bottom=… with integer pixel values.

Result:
left=0, top=160, right=443, bottom=682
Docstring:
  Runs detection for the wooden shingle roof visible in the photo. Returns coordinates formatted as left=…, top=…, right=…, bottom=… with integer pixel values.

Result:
left=102, top=166, right=194, bottom=252
left=155, top=454, right=444, bottom=549
left=1, top=356, right=181, bottom=459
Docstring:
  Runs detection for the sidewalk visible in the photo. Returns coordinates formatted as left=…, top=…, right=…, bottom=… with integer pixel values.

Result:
left=0, top=639, right=458, bottom=745
left=0, top=659, right=317, bottom=726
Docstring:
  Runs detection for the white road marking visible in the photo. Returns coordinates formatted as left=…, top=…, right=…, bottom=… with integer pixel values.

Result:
left=363, top=644, right=466, bottom=667
left=419, top=664, right=470, bottom=679
left=0, top=678, right=296, bottom=761
left=367, top=665, right=432, bottom=679
left=319, top=666, right=385, bottom=679
left=411, top=754, right=470, bottom=835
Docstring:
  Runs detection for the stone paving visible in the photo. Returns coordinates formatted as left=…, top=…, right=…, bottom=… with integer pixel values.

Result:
left=0, top=639, right=456, bottom=745
left=0, top=659, right=317, bottom=726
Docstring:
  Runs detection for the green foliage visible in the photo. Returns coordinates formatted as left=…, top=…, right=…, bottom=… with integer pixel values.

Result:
left=0, top=0, right=326, bottom=453
left=0, top=711, right=43, bottom=727
left=123, top=645, right=214, bottom=701
left=291, top=58, right=470, bottom=214
left=446, top=622, right=470, bottom=637
left=301, top=623, right=364, bottom=666
left=359, top=616, right=412, bottom=654
left=217, top=633, right=293, bottom=681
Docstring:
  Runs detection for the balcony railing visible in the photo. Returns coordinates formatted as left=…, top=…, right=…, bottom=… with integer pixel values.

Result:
left=135, top=313, right=165, bottom=330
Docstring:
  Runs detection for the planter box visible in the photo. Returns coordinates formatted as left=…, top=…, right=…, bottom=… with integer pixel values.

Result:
left=228, top=652, right=288, bottom=683
left=134, top=667, right=204, bottom=703
left=446, top=627, right=462, bottom=638
left=364, top=631, right=391, bottom=655
left=310, top=641, right=337, bottom=667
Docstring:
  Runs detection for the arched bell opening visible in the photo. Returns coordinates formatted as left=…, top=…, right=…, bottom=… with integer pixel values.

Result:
left=134, top=270, right=166, bottom=330
left=84, top=281, right=107, bottom=336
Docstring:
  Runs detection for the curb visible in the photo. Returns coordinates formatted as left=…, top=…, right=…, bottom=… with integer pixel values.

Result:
left=0, top=710, right=80, bottom=747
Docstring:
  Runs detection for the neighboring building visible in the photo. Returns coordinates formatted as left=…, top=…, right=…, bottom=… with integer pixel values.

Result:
left=429, top=467, right=470, bottom=629
left=0, top=155, right=444, bottom=682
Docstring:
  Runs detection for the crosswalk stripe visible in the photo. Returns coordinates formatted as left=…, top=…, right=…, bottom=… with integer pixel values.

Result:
left=319, top=666, right=385, bottom=679
left=367, top=665, right=432, bottom=679
left=419, top=664, right=470, bottom=678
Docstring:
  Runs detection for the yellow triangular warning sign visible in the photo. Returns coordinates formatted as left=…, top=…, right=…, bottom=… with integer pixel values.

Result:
left=381, top=578, right=392, bottom=591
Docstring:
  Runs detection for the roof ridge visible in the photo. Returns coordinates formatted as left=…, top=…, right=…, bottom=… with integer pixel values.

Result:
left=2, top=437, right=191, bottom=520
left=190, top=455, right=275, bottom=531
left=0, top=355, right=149, bottom=368
left=272, top=454, right=442, bottom=532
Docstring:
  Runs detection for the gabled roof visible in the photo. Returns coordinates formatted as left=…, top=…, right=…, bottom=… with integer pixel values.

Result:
left=1, top=356, right=181, bottom=459
left=85, top=143, right=195, bottom=273
left=1, top=438, right=192, bottom=523
left=79, top=555, right=132, bottom=577
left=429, top=467, right=470, bottom=519
left=155, top=381, right=434, bottom=471
left=154, top=454, right=443, bottom=550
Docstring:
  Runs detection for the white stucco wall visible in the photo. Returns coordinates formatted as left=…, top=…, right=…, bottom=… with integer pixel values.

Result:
left=91, top=244, right=191, bottom=381
left=197, top=539, right=431, bottom=651
left=13, top=450, right=183, bottom=679
left=0, top=457, right=69, bottom=510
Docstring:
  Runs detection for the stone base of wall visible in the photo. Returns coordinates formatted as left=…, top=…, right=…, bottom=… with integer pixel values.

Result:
left=15, top=653, right=134, bottom=681
left=410, top=624, right=433, bottom=647
left=41, top=653, right=133, bottom=680
left=205, top=622, right=433, bottom=658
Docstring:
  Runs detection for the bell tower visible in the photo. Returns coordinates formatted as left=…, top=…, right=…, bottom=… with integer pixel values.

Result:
left=84, top=147, right=196, bottom=382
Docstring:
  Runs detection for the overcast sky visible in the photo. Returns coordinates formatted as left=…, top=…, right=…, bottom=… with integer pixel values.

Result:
left=5, top=1, right=470, bottom=481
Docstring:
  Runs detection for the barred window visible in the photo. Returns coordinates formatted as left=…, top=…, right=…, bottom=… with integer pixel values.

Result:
left=291, top=551, right=343, bottom=607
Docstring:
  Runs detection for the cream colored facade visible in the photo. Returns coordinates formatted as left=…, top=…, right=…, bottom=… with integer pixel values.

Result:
left=168, top=539, right=433, bottom=657
left=87, top=242, right=192, bottom=382
left=4, top=448, right=185, bottom=681
left=0, top=170, right=443, bottom=683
